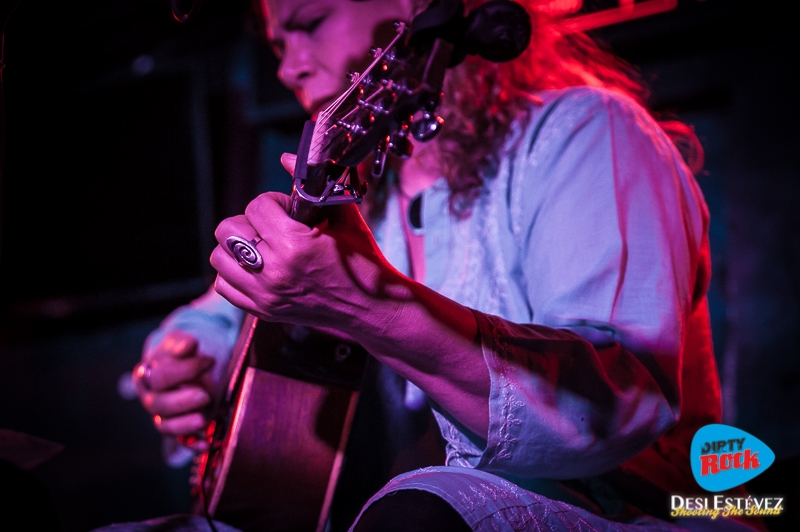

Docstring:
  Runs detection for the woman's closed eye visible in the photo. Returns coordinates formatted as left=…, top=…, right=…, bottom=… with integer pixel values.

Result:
left=297, top=16, right=325, bottom=34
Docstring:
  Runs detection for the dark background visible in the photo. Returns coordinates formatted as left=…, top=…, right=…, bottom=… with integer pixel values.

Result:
left=0, top=0, right=798, bottom=530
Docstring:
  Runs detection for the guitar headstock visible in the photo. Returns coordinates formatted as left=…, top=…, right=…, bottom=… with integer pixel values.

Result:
left=288, top=0, right=531, bottom=225
left=310, top=22, right=451, bottom=170
left=290, top=22, right=453, bottom=223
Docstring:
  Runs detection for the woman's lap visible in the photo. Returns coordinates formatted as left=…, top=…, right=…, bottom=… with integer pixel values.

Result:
left=92, top=467, right=764, bottom=532
left=348, top=466, right=688, bottom=532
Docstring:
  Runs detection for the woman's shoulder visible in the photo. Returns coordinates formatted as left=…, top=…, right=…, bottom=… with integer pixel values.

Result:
left=532, top=85, right=647, bottom=115
left=508, top=85, right=661, bottom=160
left=501, top=84, right=691, bottom=211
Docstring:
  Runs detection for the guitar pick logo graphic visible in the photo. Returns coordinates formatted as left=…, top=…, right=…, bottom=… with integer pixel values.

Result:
left=691, top=424, right=775, bottom=492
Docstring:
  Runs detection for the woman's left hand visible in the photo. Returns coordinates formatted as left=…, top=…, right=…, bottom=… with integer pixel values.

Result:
left=211, top=160, right=398, bottom=332
left=212, top=157, right=488, bottom=437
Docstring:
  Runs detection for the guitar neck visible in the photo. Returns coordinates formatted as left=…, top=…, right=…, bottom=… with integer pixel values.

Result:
left=289, top=120, right=343, bottom=228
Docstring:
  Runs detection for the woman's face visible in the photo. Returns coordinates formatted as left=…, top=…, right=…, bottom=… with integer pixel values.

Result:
left=263, top=0, right=416, bottom=118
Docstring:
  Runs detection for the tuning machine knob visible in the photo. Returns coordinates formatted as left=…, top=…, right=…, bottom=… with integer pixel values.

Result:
left=372, top=139, right=388, bottom=178
left=411, top=112, right=444, bottom=142
left=388, top=130, right=414, bottom=158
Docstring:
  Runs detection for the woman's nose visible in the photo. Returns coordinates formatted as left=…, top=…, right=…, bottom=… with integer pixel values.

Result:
left=277, top=37, right=314, bottom=91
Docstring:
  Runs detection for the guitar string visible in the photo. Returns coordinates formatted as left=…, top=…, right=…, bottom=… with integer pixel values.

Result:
left=308, top=84, right=389, bottom=162
left=309, top=67, right=386, bottom=160
left=316, top=33, right=395, bottom=125
left=324, top=84, right=387, bottom=137
left=308, top=24, right=406, bottom=162
left=308, top=22, right=406, bottom=160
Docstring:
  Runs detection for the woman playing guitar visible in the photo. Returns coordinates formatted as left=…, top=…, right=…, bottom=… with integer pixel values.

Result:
left=127, top=1, right=761, bottom=531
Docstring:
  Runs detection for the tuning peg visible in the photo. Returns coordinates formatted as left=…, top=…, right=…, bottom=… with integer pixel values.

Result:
left=357, top=98, right=388, bottom=115
left=372, top=143, right=388, bottom=178
left=411, top=113, right=444, bottom=142
left=389, top=131, right=414, bottom=158
left=335, top=119, right=365, bottom=134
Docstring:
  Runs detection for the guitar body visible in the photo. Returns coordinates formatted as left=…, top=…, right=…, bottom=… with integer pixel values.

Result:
left=193, top=316, right=368, bottom=532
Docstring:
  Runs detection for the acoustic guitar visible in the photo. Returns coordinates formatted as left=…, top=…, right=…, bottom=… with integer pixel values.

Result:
left=190, top=18, right=454, bottom=532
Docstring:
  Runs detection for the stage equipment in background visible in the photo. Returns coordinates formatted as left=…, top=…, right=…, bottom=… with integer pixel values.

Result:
left=547, top=0, right=678, bottom=33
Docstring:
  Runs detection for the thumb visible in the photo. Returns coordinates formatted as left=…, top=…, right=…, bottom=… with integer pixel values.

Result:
left=280, top=153, right=297, bottom=176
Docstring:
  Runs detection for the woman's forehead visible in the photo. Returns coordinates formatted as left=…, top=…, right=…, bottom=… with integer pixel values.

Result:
left=262, top=0, right=414, bottom=27
left=262, top=0, right=337, bottom=37
left=261, top=0, right=420, bottom=42
left=263, top=0, right=335, bottom=22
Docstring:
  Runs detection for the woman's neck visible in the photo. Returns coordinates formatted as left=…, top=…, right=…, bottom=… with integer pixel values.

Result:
left=395, top=142, right=443, bottom=283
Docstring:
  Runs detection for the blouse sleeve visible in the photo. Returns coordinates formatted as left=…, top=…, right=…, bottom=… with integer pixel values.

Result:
left=465, top=87, right=710, bottom=480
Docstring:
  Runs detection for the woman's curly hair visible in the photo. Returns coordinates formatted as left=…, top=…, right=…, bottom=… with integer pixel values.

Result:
left=425, top=0, right=704, bottom=218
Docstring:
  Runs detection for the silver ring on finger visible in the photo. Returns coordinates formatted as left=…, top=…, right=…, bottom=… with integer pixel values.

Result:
left=135, top=362, right=154, bottom=391
left=226, top=235, right=264, bottom=271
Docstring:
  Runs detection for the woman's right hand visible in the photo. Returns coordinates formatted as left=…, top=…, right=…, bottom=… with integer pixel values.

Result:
left=133, top=330, right=217, bottom=452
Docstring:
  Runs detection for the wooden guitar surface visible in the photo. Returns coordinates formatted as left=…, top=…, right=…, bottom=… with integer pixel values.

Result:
left=194, top=316, right=368, bottom=532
